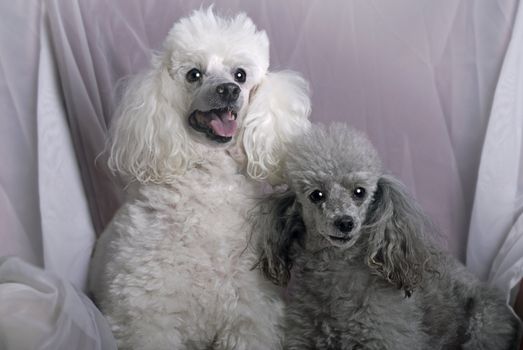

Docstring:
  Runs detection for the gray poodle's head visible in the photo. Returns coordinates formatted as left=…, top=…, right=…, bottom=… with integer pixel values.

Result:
left=284, top=124, right=382, bottom=251
left=255, top=123, right=432, bottom=295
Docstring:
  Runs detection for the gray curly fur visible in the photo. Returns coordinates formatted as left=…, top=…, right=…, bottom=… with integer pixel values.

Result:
left=252, top=123, right=521, bottom=349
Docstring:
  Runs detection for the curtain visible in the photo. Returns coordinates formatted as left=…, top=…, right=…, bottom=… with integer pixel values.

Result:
left=0, top=257, right=116, bottom=350
left=0, top=0, right=44, bottom=268
left=467, top=0, right=523, bottom=303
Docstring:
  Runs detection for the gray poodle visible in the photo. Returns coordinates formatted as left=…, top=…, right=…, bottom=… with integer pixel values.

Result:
left=252, top=124, right=521, bottom=349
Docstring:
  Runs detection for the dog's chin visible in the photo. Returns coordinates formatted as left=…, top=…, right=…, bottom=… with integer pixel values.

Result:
left=188, top=108, right=238, bottom=145
left=325, top=232, right=358, bottom=248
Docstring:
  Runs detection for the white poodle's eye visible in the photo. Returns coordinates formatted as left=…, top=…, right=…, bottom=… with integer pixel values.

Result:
left=353, top=187, right=366, bottom=199
left=234, top=68, right=246, bottom=83
left=186, top=68, right=202, bottom=83
left=309, top=190, right=325, bottom=204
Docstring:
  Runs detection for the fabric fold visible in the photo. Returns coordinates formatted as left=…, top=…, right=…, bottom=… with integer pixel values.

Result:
left=466, top=0, right=523, bottom=303
left=0, top=257, right=117, bottom=350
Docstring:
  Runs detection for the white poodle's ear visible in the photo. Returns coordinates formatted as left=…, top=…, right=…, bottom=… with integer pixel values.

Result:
left=242, top=70, right=311, bottom=184
left=108, top=62, right=196, bottom=184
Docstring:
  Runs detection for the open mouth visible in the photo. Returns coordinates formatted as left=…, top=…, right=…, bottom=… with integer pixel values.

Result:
left=188, top=107, right=238, bottom=143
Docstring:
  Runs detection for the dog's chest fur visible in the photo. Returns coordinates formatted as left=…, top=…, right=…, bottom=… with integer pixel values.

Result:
left=111, top=154, right=255, bottom=275
left=286, top=251, right=427, bottom=349
left=90, top=152, right=275, bottom=346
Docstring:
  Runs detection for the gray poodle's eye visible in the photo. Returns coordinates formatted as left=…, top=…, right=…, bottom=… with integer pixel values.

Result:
left=186, top=68, right=202, bottom=83
left=309, top=190, right=325, bottom=204
left=234, top=68, right=246, bottom=83
left=353, top=187, right=366, bottom=199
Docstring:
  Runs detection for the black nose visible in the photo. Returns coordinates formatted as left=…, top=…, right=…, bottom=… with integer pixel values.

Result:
left=216, top=83, right=240, bottom=103
left=334, top=216, right=354, bottom=233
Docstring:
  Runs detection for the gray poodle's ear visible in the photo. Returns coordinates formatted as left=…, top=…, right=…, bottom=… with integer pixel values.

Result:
left=364, top=175, right=432, bottom=296
left=251, top=189, right=304, bottom=287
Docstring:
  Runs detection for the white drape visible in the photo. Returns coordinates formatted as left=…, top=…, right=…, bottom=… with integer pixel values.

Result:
left=38, top=2, right=97, bottom=292
left=467, top=0, right=523, bottom=303
left=0, top=0, right=43, bottom=267
left=0, top=257, right=116, bottom=350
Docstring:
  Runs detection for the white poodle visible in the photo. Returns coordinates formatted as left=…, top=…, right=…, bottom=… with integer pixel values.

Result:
left=89, top=8, right=311, bottom=350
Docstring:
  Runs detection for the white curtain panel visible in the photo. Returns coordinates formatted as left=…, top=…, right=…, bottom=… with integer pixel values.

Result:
left=467, top=0, right=523, bottom=302
left=0, top=1, right=43, bottom=268
left=38, top=8, right=96, bottom=292
left=0, top=0, right=520, bottom=306
left=0, top=257, right=116, bottom=350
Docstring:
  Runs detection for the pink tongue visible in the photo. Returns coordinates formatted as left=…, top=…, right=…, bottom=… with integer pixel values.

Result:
left=209, top=111, right=237, bottom=137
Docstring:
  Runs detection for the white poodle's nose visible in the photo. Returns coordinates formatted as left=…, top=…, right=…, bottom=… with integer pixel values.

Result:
left=216, top=83, right=240, bottom=103
left=334, top=216, right=354, bottom=233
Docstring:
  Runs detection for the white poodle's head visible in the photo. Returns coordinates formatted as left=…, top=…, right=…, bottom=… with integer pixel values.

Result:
left=108, top=7, right=311, bottom=184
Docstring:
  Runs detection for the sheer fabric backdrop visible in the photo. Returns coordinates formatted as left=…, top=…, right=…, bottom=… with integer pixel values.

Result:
left=467, top=0, right=523, bottom=304
left=0, top=0, right=520, bottom=299
left=0, top=1, right=43, bottom=267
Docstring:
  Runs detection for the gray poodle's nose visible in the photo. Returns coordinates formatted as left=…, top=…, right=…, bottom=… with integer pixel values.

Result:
left=216, top=83, right=240, bottom=103
left=334, top=216, right=354, bottom=233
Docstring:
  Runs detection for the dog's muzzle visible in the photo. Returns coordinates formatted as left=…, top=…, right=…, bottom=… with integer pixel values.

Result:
left=188, top=107, right=238, bottom=143
left=329, top=216, right=355, bottom=243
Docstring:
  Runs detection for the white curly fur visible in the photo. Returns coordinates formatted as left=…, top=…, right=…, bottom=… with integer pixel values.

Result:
left=89, top=7, right=310, bottom=350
